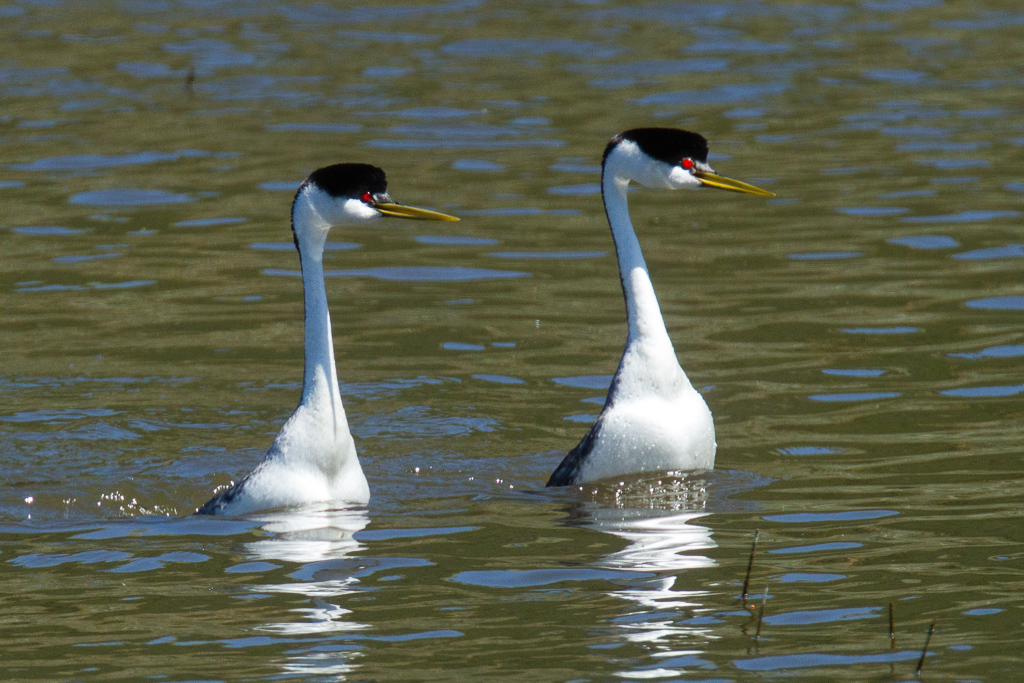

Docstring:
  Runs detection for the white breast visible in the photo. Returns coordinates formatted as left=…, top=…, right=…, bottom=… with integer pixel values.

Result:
left=573, top=380, right=716, bottom=485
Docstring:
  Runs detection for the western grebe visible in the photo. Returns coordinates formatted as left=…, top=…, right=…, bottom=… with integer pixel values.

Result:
left=198, top=163, right=458, bottom=515
left=547, top=128, right=774, bottom=487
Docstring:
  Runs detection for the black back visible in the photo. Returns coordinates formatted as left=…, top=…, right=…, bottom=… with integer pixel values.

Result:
left=195, top=473, right=251, bottom=515
left=546, top=417, right=604, bottom=487
left=603, top=128, right=709, bottom=167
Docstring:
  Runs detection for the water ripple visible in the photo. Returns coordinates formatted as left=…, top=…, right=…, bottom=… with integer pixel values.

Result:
left=966, top=296, right=1024, bottom=310
left=356, top=526, right=476, bottom=541
left=949, top=345, right=1024, bottom=359
left=12, top=152, right=181, bottom=171
left=822, top=369, right=885, bottom=377
left=451, top=568, right=647, bottom=588
left=176, top=217, right=246, bottom=227
left=472, top=374, right=525, bottom=385
left=279, top=1, right=485, bottom=24
left=764, top=606, right=880, bottom=626
left=443, top=342, right=484, bottom=351
left=53, top=253, right=122, bottom=264
left=396, top=106, right=482, bottom=119
left=353, top=406, right=497, bottom=439
left=335, top=30, right=440, bottom=44
left=687, top=39, right=791, bottom=54
left=162, top=39, right=255, bottom=70
left=777, top=447, right=844, bottom=456
left=809, top=392, right=901, bottom=402
left=12, top=226, right=84, bottom=236
left=69, top=189, right=193, bottom=206
left=489, top=251, right=605, bottom=259
left=265, top=267, right=529, bottom=281
left=764, top=510, right=898, bottom=523
left=888, top=235, right=958, bottom=249
left=769, top=541, right=863, bottom=554
left=364, top=139, right=564, bottom=150
left=634, top=83, right=789, bottom=106
left=553, top=375, right=613, bottom=390
left=416, top=235, right=498, bottom=246
left=954, top=244, right=1024, bottom=260
left=788, top=252, right=862, bottom=260
left=566, top=58, right=728, bottom=78
left=903, top=210, right=1021, bottom=223
left=841, top=326, right=918, bottom=334
left=836, top=206, right=908, bottom=216
left=735, top=650, right=922, bottom=671
left=547, top=183, right=601, bottom=195
left=863, top=68, right=928, bottom=83
left=266, top=123, right=361, bottom=133
left=940, top=384, right=1024, bottom=398
left=451, top=159, right=505, bottom=172
left=441, top=38, right=619, bottom=60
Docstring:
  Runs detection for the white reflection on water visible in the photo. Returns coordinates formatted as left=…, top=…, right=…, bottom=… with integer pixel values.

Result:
left=248, top=503, right=370, bottom=675
left=598, top=510, right=715, bottom=574
left=247, top=504, right=369, bottom=564
left=259, top=597, right=365, bottom=636
left=580, top=478, right=718, bottom=651
left=279, top=651, right=362, bottom=680
left=584, top=478, right=716, bottom=570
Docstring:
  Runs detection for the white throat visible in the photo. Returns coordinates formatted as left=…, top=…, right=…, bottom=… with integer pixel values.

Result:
left=601, top=150, right=690, bottom=398
left=292, top=194, right=345, bottom=427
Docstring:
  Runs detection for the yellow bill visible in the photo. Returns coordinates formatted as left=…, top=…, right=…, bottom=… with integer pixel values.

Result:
left=693, top=171, right=775, bottom=197
left=374, top=202, right=460, bottom=221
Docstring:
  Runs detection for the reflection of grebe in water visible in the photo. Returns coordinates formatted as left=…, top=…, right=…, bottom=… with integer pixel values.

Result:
left=597, top=508, right=714, bottom=573
left=245, top=503, right=370, bottom=564
left=569, top=476, right=719, bottom=644
left=575, top=476, right=716, bottom=571
left=246, top=504, right=372, bottom=677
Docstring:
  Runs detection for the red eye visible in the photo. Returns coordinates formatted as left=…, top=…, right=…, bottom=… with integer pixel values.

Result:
left=361, top=192, right=373, bottom=203
left=682, top=158, right=694, bottom=170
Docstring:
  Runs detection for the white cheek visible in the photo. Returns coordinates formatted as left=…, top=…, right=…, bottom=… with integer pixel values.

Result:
left=339, top=198, right=381, bottom=222
left=667, top=166, right=701, bottom=189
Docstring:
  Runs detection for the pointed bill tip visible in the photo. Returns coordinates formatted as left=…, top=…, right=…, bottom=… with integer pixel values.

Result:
left=694, top=171, right=776, bottom=197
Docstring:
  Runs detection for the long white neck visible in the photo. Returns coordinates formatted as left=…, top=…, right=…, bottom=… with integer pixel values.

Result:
left=600, top=156, right=695, bottom=400
left=293, top=199, right=347, bottom=436
left=602, top=164, right=676, bottom=353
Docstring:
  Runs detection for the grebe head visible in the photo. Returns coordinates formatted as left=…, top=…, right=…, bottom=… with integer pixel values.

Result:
left=603, top=128, right=774, bottom=196
left=291, top=163, right=459, bottom=251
